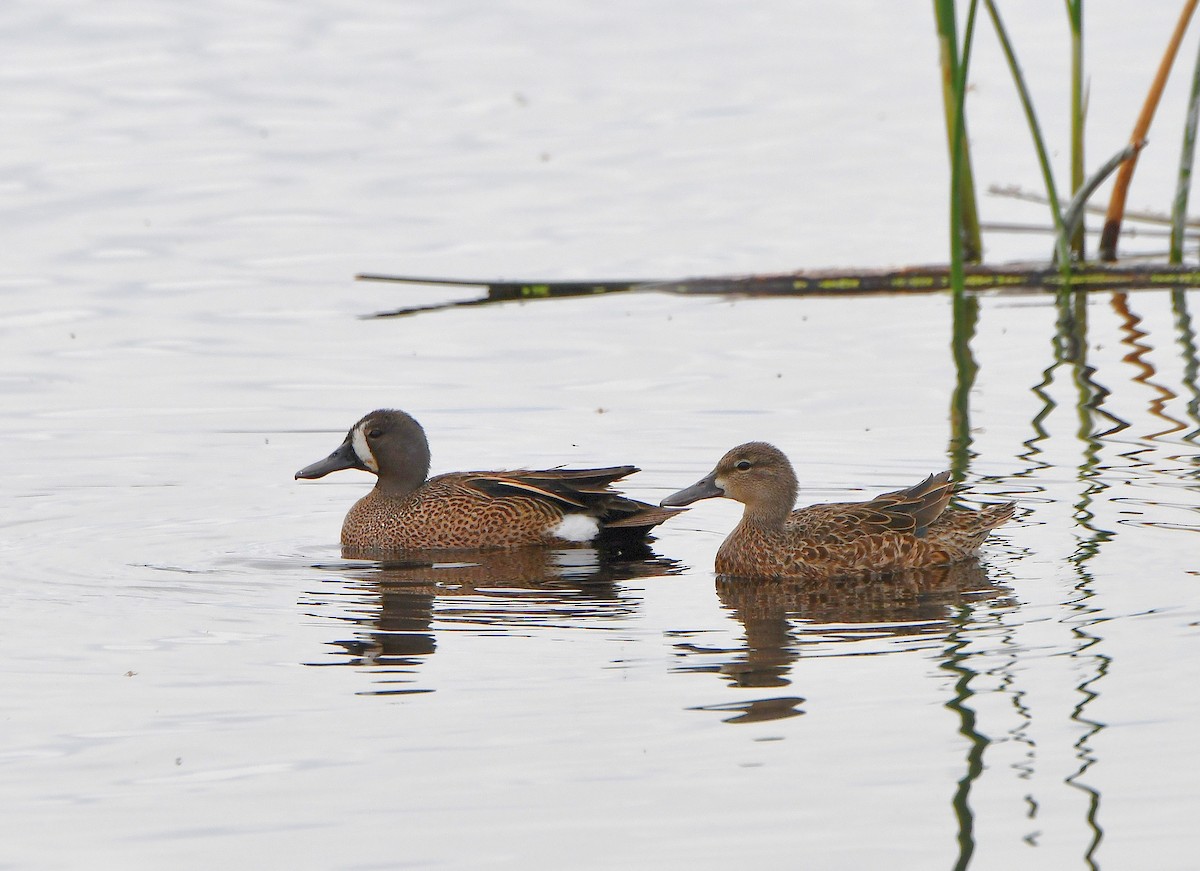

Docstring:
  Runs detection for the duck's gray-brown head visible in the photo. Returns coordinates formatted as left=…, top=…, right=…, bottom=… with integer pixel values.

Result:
left=661, top=441, right=798, bottom=524
left=295, top=409, right=432, bottom=496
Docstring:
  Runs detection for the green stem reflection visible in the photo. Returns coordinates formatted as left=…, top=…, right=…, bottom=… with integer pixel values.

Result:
left=942, top=607, right=986, bottom=871
left=950, top=293, right=981, bottom=479
left=1170, top=290, right=1200, bottom=441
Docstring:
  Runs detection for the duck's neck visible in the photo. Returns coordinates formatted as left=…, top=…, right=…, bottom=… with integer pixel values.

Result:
left=744, top=503, right=792, bottom=532
left=376, top=440, right=431, bottom=499
left=740, top=498, right=794, bottom=531
left=738, top=470, right=797, bottom=529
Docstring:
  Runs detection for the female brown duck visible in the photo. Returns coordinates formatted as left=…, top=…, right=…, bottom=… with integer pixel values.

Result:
left=297, top=409, right=678, bottom=553
left=661, top=442, right=1013, bottom=580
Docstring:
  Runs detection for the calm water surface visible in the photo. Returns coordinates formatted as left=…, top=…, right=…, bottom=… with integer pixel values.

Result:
left=3, top=3, right=1199, bottom=870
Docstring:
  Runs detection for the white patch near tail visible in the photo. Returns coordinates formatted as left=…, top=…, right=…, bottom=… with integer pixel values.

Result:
left=351, top=424, right=379, bottom=472
left=552, top=513, right=600, bottom=543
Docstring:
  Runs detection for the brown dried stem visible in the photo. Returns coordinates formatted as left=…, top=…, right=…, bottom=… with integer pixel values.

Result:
left=1100, top=0, right=1200, bottom=261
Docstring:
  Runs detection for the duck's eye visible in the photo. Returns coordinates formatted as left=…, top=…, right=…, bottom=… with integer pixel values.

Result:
left=368, top=428, right=383, bottom=439
left=735, top=460, right=752, bottom=471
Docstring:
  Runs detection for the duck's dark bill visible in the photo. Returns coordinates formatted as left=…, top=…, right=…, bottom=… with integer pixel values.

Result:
left=295, top=439, right=368, bottom=479
left=660, top=475, right=723, bottom=507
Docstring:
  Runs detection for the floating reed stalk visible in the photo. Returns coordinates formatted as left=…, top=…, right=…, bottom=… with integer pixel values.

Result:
left=357, top=265, right=1200, bottom=317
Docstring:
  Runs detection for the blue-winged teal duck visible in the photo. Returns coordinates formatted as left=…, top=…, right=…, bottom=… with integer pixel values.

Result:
left=296, top=409, right=680, bottom=553
left=661, top=442, right=1014, bottom=580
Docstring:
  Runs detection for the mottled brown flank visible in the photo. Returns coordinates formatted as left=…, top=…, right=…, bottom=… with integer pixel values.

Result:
left=341, top=470, right=669, bottom=550
left=715, top=487, right=1015, bottom=581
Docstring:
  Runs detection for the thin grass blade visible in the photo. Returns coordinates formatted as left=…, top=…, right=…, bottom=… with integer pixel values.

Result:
left=1171, top=38, right=1200, bottom=262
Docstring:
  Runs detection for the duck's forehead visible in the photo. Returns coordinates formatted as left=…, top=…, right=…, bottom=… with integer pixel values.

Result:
left=353, top=411, right=382, bottom=431
left=752, top=445, right=783, bottom=462
left=350, top=420, right=380, bottom=472
left=721, top=447, right=758, bottom=466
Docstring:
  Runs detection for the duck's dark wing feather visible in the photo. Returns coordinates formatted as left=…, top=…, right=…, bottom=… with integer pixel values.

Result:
left=866, top=471, right=955, bottom=535
left=790, top=471, right=956, bottom=540
left=463, top=466, right=640, bottom=510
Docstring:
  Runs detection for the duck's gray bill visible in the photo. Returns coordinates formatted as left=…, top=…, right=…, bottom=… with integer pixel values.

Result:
left=660, top=475, right=723, bottom=507
left=295, top=439, right=367, bottom=479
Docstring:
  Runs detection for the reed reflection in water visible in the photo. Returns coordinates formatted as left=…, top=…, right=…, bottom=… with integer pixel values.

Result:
left=301, top=546, right=680, bottom=695
left=947, top=285, right=1200, bottom=871
left=674, top=561, right=1014, bottom=725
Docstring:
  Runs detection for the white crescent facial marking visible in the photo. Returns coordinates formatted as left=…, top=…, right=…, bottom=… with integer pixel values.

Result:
left=351, top=423, right=379, bottom=473
left=714, top=476, right=727, bottom=492
left=552, top=514, right=600, bottom=543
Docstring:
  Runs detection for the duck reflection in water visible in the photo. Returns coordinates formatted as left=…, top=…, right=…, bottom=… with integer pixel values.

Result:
left=681, top=561, right=1013, bottom=724
left=663, top=441, right=1016, bottom=723
left=304, top=543, right=680, bottom=693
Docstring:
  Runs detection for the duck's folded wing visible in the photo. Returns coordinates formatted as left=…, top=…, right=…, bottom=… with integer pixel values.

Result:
left=462, top=466, right=640, bottom=510
left=866, top=471, right=955, bottom=535
left=791, top=472, right=956, bottom=540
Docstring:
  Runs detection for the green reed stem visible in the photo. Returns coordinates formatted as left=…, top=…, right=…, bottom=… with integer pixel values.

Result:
left=984, top=0, right=1071, bottom=271
left=947, top=0, right=981, bottom=295
left=1171, top=39, right=1200, bottom=263
left=1066, top=0, right=1085, bottom=258
left=935, top=0, right=983, bottom=291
